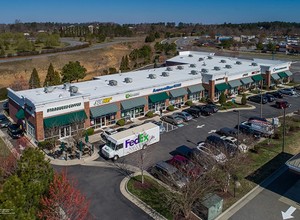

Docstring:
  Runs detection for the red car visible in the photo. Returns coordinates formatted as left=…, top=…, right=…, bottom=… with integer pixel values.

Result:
left=167, top=155, right=203, bottom=179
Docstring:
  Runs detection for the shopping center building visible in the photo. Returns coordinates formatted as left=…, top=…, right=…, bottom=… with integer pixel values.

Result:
left=7, top=51, right=293, bottom=142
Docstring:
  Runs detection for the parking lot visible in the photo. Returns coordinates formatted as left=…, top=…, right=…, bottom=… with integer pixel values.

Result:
left=96, top=90, right=300, bottom=170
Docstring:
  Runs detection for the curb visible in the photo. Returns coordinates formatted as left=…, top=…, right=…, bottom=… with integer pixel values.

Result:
left=218, top=104, right=256, bottom=113
left=215, top=165, right=288, bottom=220
left=120, top=172, right=167, bottom=220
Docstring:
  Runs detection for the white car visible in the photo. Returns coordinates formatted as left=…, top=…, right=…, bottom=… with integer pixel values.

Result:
left=101, top=128, right=117, bottom=140
left=196, top=142, right=227, bottom=164
left=220, top=136, right=248, bottom=153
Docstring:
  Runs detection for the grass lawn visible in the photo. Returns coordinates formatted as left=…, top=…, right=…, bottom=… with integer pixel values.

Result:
left=219, top=102, right=252, bottom=110
left=127, top=175, right=173, bottom=220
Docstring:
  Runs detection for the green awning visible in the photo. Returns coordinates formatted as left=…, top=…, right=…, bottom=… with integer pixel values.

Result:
left=271, top=73, right=280, bottom=80
left=228, top=79, right=242, bottom=88
left=90, top=103, right=118, bottom=118
left=252, top=74, right=264, bottom=82
left=285, top=71, right=293, bottom=77
left=215, top=83, right=230, bottom=91
left=44, top=110, right=87, bottom=129
left=121, top=97, right=147, bottom=110
left=278, top=72, right=288, bottom=78
left=15, top=109, right=25, bottom=120
left=241, top=77, right=254, bottom=85
left=149, top=92, right=169, bottom=103
left=169, top=88, right=188, bottom=98
left=188, top=84, right=205, bottom=93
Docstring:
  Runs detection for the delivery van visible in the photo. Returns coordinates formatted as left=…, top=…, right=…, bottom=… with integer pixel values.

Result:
left=101, top=123, right=160, bottom=161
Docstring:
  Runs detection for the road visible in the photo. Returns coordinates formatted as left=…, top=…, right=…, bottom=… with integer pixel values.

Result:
left=229, top=169, right=300, bottom=220
left=0, top=37, right=140, bottom=63
left=53, top=165, right=152, bottom=220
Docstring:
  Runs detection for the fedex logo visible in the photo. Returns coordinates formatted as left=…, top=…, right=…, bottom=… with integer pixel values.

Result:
left=125, top=133, right=149, bottom=148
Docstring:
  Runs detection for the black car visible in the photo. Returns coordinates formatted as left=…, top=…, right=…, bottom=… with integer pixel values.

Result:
left=267, top=91, right=283, bottom=99
left=247, top=95, right=268, bottom=104
left=217, top=127, right=238, bottom=137
left=190, top=105, right=213, bottom=116
left=7, top=124, right=24, bottom=139
left=175, top=146, right=199, bottom=160
left=205, top=135, right=237, bottom=155
left=204, top=104, right=219, bottom=113
left=263, top=94, right=275, bottom=102
left=182, top=108, right=200, bottom=118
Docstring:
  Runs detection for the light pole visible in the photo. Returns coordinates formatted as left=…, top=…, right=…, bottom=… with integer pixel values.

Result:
left=282, top=106, right=287, bottom=153
left=234, top=110, right=240, bottom=148
left=260, top=80, right=263, bottom=118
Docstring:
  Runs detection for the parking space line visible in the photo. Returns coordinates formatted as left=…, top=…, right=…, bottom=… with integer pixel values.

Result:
left=192, top=119, right=197, bottom=122
left=200, top=116, right=207, bottom=118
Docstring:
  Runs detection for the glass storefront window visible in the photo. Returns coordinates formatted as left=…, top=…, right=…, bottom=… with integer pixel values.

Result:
left=121, top=106, right=145, bottom=119
left=189, top=93, right=201, bottom=101
left=93, top=113, right=116, bottom=129
left=169, top=96, right=184, bottom=108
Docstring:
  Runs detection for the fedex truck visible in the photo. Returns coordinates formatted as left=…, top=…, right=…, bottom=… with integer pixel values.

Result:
left=101, top=123, right=160, bottom=161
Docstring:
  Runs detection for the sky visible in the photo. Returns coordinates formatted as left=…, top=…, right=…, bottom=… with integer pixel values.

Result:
left=1, top=0, right=300, bottom=24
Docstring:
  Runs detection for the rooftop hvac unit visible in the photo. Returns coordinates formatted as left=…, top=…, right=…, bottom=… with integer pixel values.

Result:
left=177, top=65, right=184, bottom=70
left=190, top=64, right=196, bottom=68
left=220, top=59, right=226, bottom=63
left=201, top=68, right=208, bottom=73
left=124, top=77, right=133, bottom=83
left=207, top=56, right=213, bottom=60
left=44, top=86, right=55, bottom=93
left=225, top=64, right=232, bottom=69
left=236, top=61, right=242, bottom=65
left=188, top=54, right=193, bottom=57
left=190, top=70, right=198, bottom=75
left=69, top=86, right=78, bottom=93
left=252, top=62, right=258, bottom=66
left=198, top=57, right=204, bottom=61
left=108, top=80, right=118, bottom=86
left=149, top=74, right=157, bottom=79
left=166, top=67, right=173, bottom=71
left=162, top=72, right=169, bottom=77
left=63, top=83, right=70, bottom=90
left=214, top=66, right=221, bottom=71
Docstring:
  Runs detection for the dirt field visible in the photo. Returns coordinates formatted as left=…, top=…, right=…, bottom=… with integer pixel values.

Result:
left=0, top=40, right=144, bottom=88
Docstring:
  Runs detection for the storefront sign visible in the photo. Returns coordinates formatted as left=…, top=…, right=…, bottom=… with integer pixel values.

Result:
left=216, top=77, right=225, bottom=81
left=93, top=97, right=112, bottom=106
left=251, top=71, right=260, bottom=74
left=273, top=66, right=287, bottom=72
left=125, top=92, right=140, bottom=99
left=242, top=73, right=248, bottom=77
left=47, top=102, right=82, bottom=113
left=152, top=83, right=181, bottom=93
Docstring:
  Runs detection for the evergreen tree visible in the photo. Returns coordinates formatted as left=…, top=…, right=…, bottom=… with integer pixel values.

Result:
left=29, top=68, right=41, bottom=89
left=219, top=92, right=226, bottom=106
left=52, top=71, right=61, bottom=85
left=125, top=55, right=129, bottom=70
left=43, top=63, right=55, bottom=87
left=241, top=93, right=247, bottom=105
left=119, top=56, right=125, bottom=72
left=61, top=61, right=87, bottom=83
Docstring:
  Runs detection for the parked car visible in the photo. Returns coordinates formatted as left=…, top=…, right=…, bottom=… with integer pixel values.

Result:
left=182, top=108, right=200, bottom=118
left=190, top=105, right=213, bottom=116
left=204, top=104, right=219, bottom=113
left=0, top=116, right=11, bottom=128
left=173, top=112, right=193, bottom=121
left=2, top=101, right=9, bottom=111
left=248, top=116, right=268, bottom=122
left=196, top=143, right=227, bottom=164
left=175, top=146, right=198, bottom=159
left=161, top=115, right=183, bottom=125
left=167, top=155, right=203, bottom=178
left=7, top=124, right=23, bottom=139
left=247, top=95, right=268, bottom=104
left=294, top=85, right=300, bottom=90
left=143, top=120, right=166, bottom=133
left=275, top=100, right=291, bottom=109
left=280, top=88, right=296, bottom=96
left=267, top=91, right=283, bottom=99
left=263, top=94, right=275, bottom=102
left=101, top=128, right=118, bottom=140
left=150, top=161, right=189, bottom=188
left=220, top=136, right=249, bottom=153
left=217, top=127, right=238, bottom=137
left=206, top=135, right=237, bottom=155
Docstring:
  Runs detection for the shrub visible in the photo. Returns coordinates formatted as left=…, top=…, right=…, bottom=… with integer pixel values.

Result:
left=167, top=105, right=175, bottom=111
left=241, top=94, right=247, bottom=105
left=200, top=97, right=206, bottom=103
left=273, top=132, right=281, bottom=139
left=116, top=118, right=125, bottom=126
left=289, top=125, right=296, bottom=132
left=38, top=140, right=55, bottom=151
left=219, top=92, right=226, bottom=106
left=0, top=87, right=8, bottom=100
left=85, top=128, right=94, bottom=136
left=185, top=100, right=193, bottom=106
left=146, top=111, right=154, bottom=118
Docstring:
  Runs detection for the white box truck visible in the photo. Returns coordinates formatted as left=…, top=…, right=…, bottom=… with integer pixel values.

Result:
left=101, top=123, right=160, bottom=161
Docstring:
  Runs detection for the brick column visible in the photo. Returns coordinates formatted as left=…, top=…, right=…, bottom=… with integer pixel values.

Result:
left=265, top=70, right=271, bottom=88
left=8, top=99, right=19, bottom=123
left=35, top=111, right=44, bottom=141
left=116, top=102, right=121, bottom=119
left=208, top=80, right=215, bottom=101
left=84, top=102, right=90, bottom=128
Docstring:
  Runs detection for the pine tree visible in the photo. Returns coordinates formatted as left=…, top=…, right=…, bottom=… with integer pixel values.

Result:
left=119, top=56, right=125, bottom=72
left=61, top=61, right=86, bottom=83
left=219, top=92, right=226, bottom=106
left=125, top=55, right=129, bottom=70
left=29, top=68, right=41, bottom=89
left=52, top=71, right=61, bottom=85
left=44, top=63, right=55, bottom=87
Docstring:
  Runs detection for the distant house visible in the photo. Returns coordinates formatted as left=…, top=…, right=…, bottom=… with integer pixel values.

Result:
left=88, top=25, right=94, bottom=34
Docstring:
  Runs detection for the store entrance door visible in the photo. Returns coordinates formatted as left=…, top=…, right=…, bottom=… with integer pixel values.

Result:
left=60, top=126, right=71, bottom=139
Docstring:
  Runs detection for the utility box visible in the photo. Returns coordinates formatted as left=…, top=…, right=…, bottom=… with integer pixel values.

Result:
left=196, top=194, right=223, bottom=220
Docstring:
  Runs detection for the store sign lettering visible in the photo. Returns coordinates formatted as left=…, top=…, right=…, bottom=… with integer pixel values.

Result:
left=153, top=83, right=181, bottom=93
left=47, top=102, right=81, bottom=113
left=242, top=73, right=248, bottom=77
left=93, top=97, right=112, bottom=106
left=125, top=133, right=149, bottom=148
left=273, top=66, right=287, bottom=72
left=125, top=92, right=140, bottom=99
left=216, top=77, right=225, bottom=81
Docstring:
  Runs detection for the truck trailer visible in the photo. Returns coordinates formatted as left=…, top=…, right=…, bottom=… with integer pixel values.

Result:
left=101, top=122, right=160, bottom=161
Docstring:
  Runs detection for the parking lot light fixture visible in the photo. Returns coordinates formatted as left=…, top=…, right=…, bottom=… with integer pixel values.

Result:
left=282, top=106, right=287, bottom=153
left=233, top=110, right=240, bottom=149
